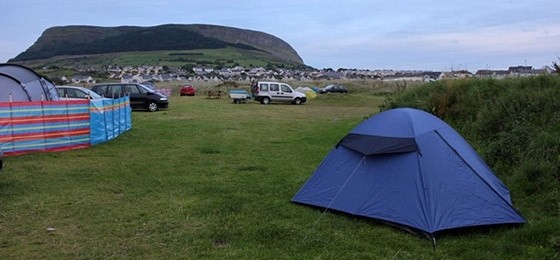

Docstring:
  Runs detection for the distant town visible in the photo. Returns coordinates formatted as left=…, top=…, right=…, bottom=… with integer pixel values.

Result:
left=58, top=65, right=554, bottom=85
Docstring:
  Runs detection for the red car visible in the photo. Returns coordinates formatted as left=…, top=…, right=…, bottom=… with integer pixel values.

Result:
left=180, top=85, right=195, bottom=96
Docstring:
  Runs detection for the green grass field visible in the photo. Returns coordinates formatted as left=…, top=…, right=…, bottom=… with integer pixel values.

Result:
left=0, top=90, right=557, bottom=258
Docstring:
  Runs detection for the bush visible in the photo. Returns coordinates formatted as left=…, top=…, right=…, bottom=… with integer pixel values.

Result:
left=380, top=75, right=560, bottom=218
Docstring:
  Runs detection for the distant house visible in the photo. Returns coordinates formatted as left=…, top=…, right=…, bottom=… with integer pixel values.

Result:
left=494, top=70, right=511, bottom=79
left=508, top=66, right=533, bottom=74
left=507, top=66, right=549, bottom=77
left=422, top=71, right=443, bottom=81
left=320, top=71, right=344, bottom=80
left=193, top=67, right=214, bottom=75
left=475, top=70, right=509, bottom=79
left=141, top=74, right=155, bottom=82
left=450, top=70, right=474, bottom=79
left=532, top=68, right=551, bottom=75
left=71, top=75, right=95, bottom=84
left=508, top=66, right=532, bottom=77
left=161, top=74, right=175, bottom=81
left=475, top=67, right=552, bottom=79
left=231, top=66, right=245, bottom=74
left=474, top=70, right=494, bottom=78
left=384, top=72, right=424, bottom=81
left=121, top=74, right=134, bottom=83
left=107, top=66, right=122, bottom=73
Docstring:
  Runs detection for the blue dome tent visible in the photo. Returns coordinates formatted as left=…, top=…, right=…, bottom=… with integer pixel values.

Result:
left=292, top=108, right=525, bottom=243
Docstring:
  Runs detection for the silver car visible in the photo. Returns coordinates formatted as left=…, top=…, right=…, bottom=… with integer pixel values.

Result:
left=56, top=86, right=105, bottom=100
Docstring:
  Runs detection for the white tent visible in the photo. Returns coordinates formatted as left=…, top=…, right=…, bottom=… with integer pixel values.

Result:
left=0, top=64, right=59, bottom=102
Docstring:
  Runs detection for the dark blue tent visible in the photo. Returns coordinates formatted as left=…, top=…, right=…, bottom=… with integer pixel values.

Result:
left=292, top=108, right=525, bottom=239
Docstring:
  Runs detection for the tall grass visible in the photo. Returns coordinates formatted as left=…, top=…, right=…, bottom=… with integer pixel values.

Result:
left=382, top=75, right=560, bottom=257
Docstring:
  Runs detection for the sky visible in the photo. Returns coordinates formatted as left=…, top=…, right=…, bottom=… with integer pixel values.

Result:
left=1, top=0, right=559, bottom=71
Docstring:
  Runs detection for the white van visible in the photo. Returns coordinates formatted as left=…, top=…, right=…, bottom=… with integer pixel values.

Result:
left=254, top=81, right=307, bottom=105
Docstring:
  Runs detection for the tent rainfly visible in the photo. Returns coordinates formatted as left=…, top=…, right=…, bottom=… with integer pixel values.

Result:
left=292, top=108, right=525, bottom=243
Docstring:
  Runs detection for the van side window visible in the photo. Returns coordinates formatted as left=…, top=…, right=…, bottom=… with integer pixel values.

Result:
left=108, top=85, right=122, bottom=97
left=94, top=85, right=107, bottom=95
left=126, top=84, right=140, bottom=94
left=270, top=84, right=279, bottom=91
left=281, top=84, right=292, bottom=93
left=259, top=83, right=269, bottom=91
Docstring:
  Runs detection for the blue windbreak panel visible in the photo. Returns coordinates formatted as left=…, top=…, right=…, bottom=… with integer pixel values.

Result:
left=90, top=97, right=131, bottom=145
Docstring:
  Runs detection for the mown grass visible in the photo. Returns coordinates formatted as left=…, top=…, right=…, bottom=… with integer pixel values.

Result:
left=0, top=83, right=558, bottom=258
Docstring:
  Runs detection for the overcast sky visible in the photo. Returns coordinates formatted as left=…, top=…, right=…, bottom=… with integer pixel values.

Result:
left=1, top=0, right=559, bottom=71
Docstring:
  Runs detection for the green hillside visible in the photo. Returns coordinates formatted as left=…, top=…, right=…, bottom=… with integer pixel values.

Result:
left=9, top=24, right=307, bottom=69
left=17, top=48, right=308, bottom=70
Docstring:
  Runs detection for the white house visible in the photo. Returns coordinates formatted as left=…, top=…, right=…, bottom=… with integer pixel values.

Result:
left=71, top=75, right=95, bottom=84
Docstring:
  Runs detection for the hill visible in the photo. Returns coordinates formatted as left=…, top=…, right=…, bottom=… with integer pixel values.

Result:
left=9, top=24, right=307, bottom=69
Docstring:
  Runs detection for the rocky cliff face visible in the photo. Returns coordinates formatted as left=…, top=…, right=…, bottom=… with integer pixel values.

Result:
left=10, top=24, right=304, bottom=65
left=188, top=24, right=303, bottom=64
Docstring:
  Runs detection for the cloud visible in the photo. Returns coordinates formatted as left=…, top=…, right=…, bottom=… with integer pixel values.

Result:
left=1, top=0, right=559, bottom=69
left=293, top=20, right=560, bottom=70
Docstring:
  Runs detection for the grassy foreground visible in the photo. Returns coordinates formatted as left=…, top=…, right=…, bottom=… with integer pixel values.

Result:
left=0, top=88, right=557, bottom=258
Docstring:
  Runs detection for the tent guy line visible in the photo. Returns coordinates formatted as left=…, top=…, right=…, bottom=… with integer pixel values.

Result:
left=300, top=156, right=366, bottom=243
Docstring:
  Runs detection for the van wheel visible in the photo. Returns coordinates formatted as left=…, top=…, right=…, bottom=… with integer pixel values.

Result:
left=293, top=98, right=302, bottom=105
left=147, top=101, right=158, bottom=112
left=261, top=97, right=270, bottom=105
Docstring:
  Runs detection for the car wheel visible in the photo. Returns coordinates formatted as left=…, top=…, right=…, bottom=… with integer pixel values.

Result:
left=261, top=97, right=270, bottom=105
left=147, top=101, right=158, bottom=112
left=234, top=99, right=241, bottom=104
left=293, top=98, right=302, bottom=105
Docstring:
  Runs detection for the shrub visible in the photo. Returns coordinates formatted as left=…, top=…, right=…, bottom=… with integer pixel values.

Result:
left=380, top=75, right=560, bottom=218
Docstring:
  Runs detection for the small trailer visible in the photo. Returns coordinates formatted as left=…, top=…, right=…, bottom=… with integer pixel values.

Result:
left=228, top=89, right=251, bottom=104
